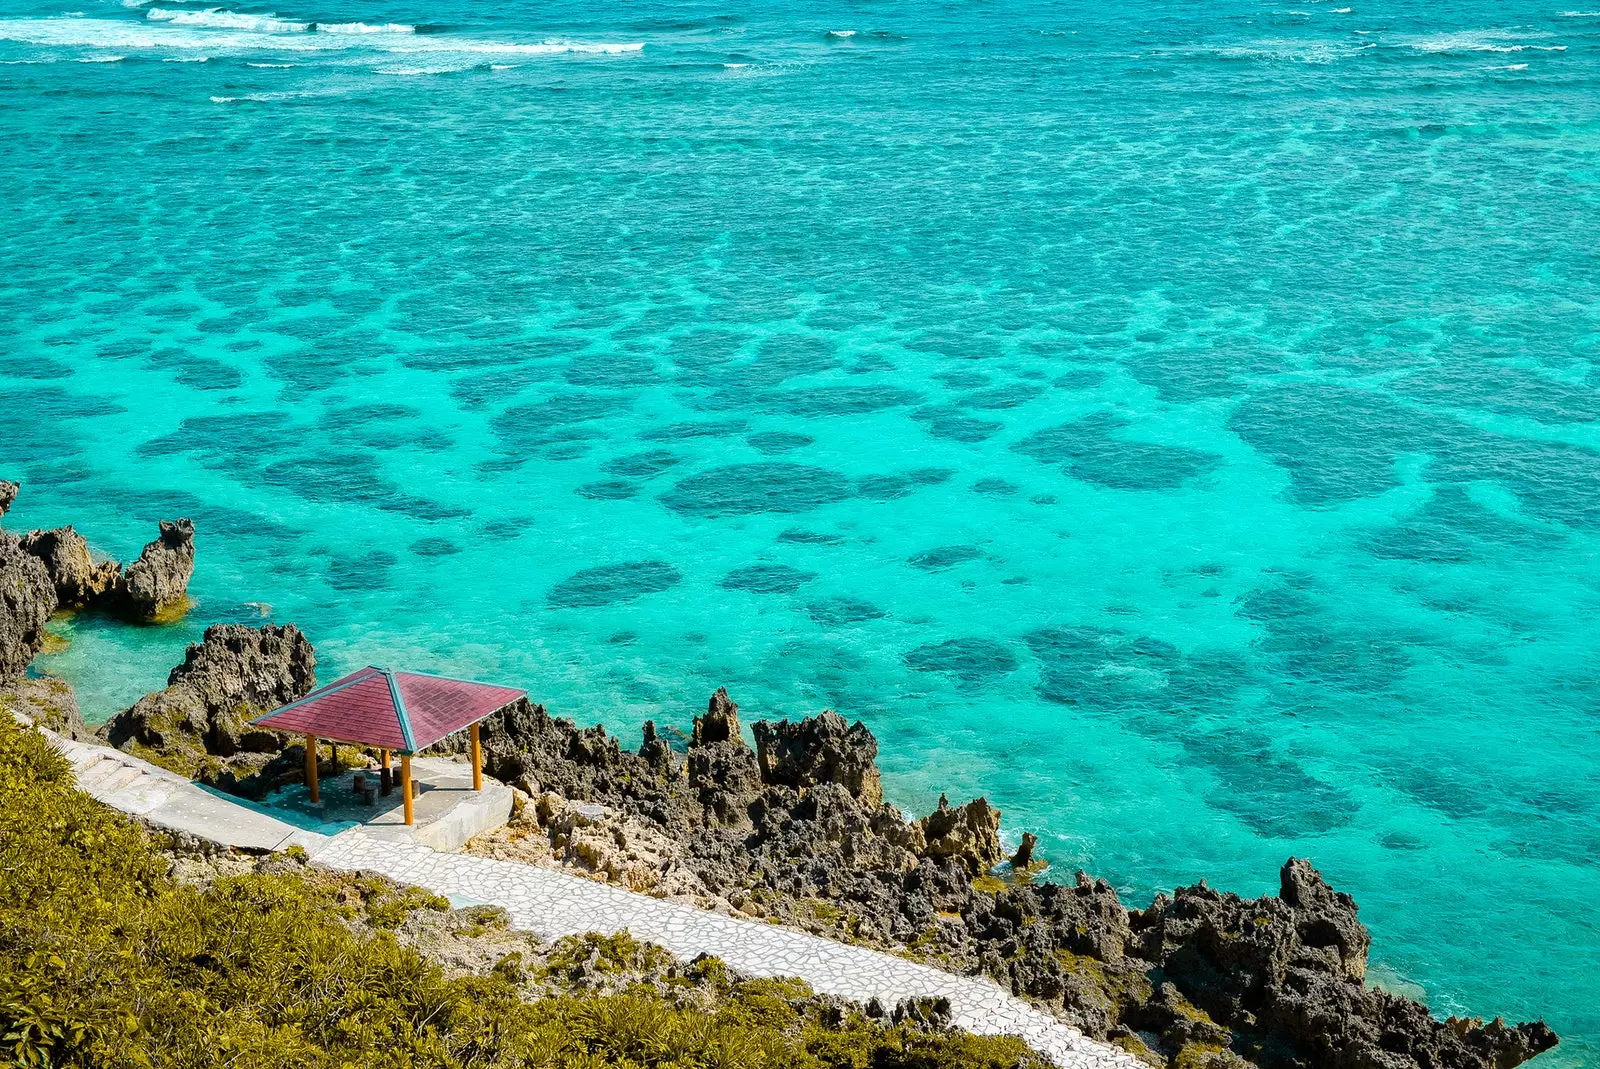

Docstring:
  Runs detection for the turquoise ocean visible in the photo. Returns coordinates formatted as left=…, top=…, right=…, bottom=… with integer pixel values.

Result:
left=2, top=0, right=1596, bottom=1059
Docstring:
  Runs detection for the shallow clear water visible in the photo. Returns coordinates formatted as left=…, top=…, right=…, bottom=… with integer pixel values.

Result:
left=2, top=0, right=1597, bottom=1058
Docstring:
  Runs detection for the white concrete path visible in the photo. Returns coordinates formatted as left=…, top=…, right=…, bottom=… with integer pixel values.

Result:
left=312, top=828, right=1141, bottom=1069
left=41, top=725, right=1140, bottom=1069
left=54, top=732, right=326, bottom=852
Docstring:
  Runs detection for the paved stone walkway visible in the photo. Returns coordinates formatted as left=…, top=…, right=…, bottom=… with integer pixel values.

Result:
left=310, top=830, right=1140, bottom=1069
left=41, top=724, right=1140, bottom=1069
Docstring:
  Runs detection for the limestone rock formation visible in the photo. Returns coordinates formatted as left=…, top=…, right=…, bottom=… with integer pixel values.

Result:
left=471, top=790, right=716, bottom=900
left=0, top=480, right=17, bottom=519
left=752, top=708, right=884, bottom=806
left=638, top=719, right=678, bottom=775
left=456, top=689, right=1557, bottom=1069
left=19, top=526, right=123, bottom=608
left=1010, top=832, right=1039, bottom=870
left=0, top=534, right=56, bottom=682
left=439, top=697, right=634, bottom=804
left=915, top=793, right=1003, bottom=874
left=691, top=686, right=742, bottom=746
left=687, top=688, right=762, bottom=825
left=120, top=518, right=195, bottom=620
left=1126, top=859, right=1556, bottom=1069
left=101, top=623, right=315, bottom=795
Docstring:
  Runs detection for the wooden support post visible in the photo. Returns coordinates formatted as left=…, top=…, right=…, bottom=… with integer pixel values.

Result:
left=380, top=749, right=390, bottom=770
left=305, top=734, right=319, bottom=803
left=470, top=722, right=483, bottom=791
left=401, top=754, right=413, bottom=825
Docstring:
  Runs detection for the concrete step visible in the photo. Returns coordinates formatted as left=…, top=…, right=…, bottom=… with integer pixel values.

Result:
left=79, top=759, right=140, bottom=793
left=97, top=765, right=147, bottom=794
left=75, top=758, right=128, bottom=790
left=70, top=750, right=111, bottom=776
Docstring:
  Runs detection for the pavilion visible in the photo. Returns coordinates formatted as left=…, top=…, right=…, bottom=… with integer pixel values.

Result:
left=251, top=666, right=526, bottom=825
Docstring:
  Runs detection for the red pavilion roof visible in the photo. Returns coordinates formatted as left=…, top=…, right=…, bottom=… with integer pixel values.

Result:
left=252, top=666, right=526, bottom=754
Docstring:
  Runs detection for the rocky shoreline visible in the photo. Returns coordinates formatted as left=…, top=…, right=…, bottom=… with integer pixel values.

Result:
left=444, top=691, right=1557, bottom=1069
left=0, top=483, right=1560, bottom=1069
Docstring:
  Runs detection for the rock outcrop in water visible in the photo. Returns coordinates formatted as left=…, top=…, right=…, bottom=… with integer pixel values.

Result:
left=460, top=689, right=1558, bottom=1069
left=101, top=623, right=315, bottom=796
left=0, top=483, right=196, bottom=621
left=119, top=518, right=195, bottom=620
left=19, top=526, right=123, bottom=608
left=0, top=532, right=56, bottom=683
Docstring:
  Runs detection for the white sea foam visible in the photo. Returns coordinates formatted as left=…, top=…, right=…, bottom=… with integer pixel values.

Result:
left=1332, top=7, right=1350, bottom=12
left=1403, top=30, right=1565, bottom=54
left=1557, top=10, right=1600, bottom=15
left=489, top=63, right=515, bottom=69
left=246, top=60, right=292, bottom=66
left=77, top=53, right=124, bottom=60
left=826, top=29, right=855, bottom=38
left=318, top=21, right=415, bottom=34
left=0, top=17, right=643, bottom=60
left=375, top=63, right=466, bottom=74
left=163, top=54, right=208, bottom=60
left=0, top=18, right=320, bottom=51
left=1492, top=62, right=1529, bottom=70
left=414, top=39, right=642, bottom=55
left=211, top=89, right=300, bottom=101
left=147, top=8, right=310, bottom=33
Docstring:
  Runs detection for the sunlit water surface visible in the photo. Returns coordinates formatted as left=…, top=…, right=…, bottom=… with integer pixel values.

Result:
left=2, top=0, right=1597, bottom=1059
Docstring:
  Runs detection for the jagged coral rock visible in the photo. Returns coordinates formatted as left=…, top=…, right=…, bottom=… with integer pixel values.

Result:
left=19, top=526, right=123, bottom=608
left=686, top=688, right=763, bottom=825
left=120, top=518, right=195, bottom=620
left=692, top=686, right=742, bottom=745
left=916, top=793, right=1004, bottom=875
left=0, top=481, right=17, bottom=519
left=0, top=674, right=89, bottom=741
left=753, top=708, right=884, bottom=806
left=1129, top=859, right=1556, bottom=1069
left=101, top=623, right=315, bottom=794
left=0, top=533, right=55, bottom=682
left=458, top=689, right=1557, bottom=1069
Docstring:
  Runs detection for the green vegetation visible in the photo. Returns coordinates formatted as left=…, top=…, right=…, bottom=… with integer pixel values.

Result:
left=0, top=714, right=1045, bottom=1068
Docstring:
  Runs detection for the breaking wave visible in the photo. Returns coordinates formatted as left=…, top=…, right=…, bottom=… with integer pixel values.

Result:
left=147, top=8, right=310, bottom=33
left=318, top=22, right=415, bottom=34
left=1401, top=30, right=1567, bottom=54
left=0, top=15, right=643, bottom=59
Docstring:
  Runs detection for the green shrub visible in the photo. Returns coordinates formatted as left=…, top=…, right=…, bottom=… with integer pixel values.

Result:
left=0, top=715, right=1044, bottom=1069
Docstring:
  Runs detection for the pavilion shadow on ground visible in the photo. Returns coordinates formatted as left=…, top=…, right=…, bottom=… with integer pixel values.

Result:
left=259, top=755, right=514, bottom=852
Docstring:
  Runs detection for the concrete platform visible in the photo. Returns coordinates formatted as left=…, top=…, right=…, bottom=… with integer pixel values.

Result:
left=27, top=706, right=513, bottom=854
left=261, top=756, right=514, bottom=852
